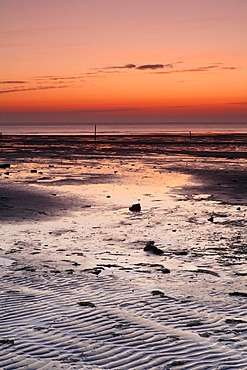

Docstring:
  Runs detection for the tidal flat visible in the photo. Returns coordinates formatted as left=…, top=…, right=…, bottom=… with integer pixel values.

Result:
left=0, top=134, right=247, bottom=369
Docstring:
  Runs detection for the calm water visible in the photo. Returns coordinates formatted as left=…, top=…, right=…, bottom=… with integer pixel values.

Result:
left=1, top=122, right=247, bottom=135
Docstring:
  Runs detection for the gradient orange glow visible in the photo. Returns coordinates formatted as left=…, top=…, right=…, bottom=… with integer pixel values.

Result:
left=1, top=0, right=247, bottom=123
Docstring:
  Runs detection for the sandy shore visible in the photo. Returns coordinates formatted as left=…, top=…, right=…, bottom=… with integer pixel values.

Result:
left=0, top=134, right=247, bottom=369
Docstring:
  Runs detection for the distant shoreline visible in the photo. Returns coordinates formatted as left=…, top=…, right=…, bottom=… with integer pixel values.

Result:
left=1, top=131, right=247, bottom=137
left=0, top=121, right=246, bottom=136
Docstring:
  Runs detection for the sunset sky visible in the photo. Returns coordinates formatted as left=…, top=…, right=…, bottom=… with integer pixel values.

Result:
left=1, top=0, right=247, bottom=123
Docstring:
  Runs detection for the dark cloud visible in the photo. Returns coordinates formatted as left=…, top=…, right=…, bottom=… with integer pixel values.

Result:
left=124, top=63, right=137, bottom=69
left=0, top=80, right=26, bottom=84
left=136, top=64, right=164, bottom=70
left=181, top=65, right=219, bottom=72
left=221, top=66, right=236, bottom=70
left=0, top=85, right=67, bottom=94
left=164, top=61, right=183, bottom=68
left=98, top=61, right=235, bottom=74
left=49, top=76, right=80, bottom=81
left=155, top=64, right=236, bottom=75
left=202, top=65, right=219, bottom=69
left=98, top=62, right=183, bottom=73
left=35, top=75, right=57, bottom=80
left=0, top=72, right=86, bottom=95
left=35, top=75, right=81, bottom=81
left=1, top=61, right=236, bottom=96
left=103, top=64, right=136, bottom=70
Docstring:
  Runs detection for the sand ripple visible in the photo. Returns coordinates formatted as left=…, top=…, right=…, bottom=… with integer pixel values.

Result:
left=1, top=270, right=247, bottom=369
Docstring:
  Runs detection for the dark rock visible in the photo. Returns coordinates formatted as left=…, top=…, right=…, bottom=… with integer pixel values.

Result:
left=30, top=169, right=37, bottom=173
left=173, top=250, right=188, bottom=256
left=97, top=264, right=120, bottom=268
left=160, top=267, right=171, bottom=274
left=77, top=301, right=96, bottom=308
left=72, top=262, right=80, bottom=266
left=0, top=338, right=15, bottom=345
left=199, top=332, right=212, bottom=338
left=229, top=291, right=247, bottom=298
left=66, top=269, right=74, bottom=274
left=186, top=320, right=203, bottom=327
left=225, top=318, right=246, bottom=324
left=169, top=361, right=186, bottom=367
left=129, top=203, right=141, bottom=212
left=134, top=262, right=164, bottom=268
left=0, top=163, right=10, bottom=169
left=151, top=290, right=165, bottom=298
left=144, top=241, right=164, bottom=255
left=17, top=266, right=36, bottom=272
left=208, top=216, right=214, bottom=222
left=83, top=267, right=103, bottom=275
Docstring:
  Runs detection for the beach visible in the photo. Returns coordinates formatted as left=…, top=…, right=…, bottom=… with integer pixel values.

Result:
left=0, top=134, right=247, bottom=369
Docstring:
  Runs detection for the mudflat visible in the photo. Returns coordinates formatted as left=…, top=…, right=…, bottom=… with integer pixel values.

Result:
left=0, top=134, right=247, bottom=369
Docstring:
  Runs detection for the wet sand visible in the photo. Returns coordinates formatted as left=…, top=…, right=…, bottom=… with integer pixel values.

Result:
left=0, top=134, right=247, bottom=369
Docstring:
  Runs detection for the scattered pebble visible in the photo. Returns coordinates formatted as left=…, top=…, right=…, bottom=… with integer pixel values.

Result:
left=129, top=203, right=141, bottom=212
left=144, top=241, right=164, bottom=255
left=77, top=301, right=96, bottom=308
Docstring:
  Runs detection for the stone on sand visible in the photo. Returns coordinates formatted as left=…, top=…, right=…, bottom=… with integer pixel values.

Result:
left=129, top=203, right=141, bottom=212
left=144, top=241, right=164, bottom=255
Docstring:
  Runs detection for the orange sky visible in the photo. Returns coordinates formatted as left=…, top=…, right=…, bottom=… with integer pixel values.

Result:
left=1, top=0, right=247, bottom=123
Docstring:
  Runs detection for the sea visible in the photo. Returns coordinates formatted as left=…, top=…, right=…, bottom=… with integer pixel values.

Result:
left=0, top=122, right=247, bottom=135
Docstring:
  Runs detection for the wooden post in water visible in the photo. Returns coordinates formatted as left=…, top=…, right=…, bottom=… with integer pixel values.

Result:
left=94, top=125, right=97, bottom=141
left=189, top=131, right=192, bottom=141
